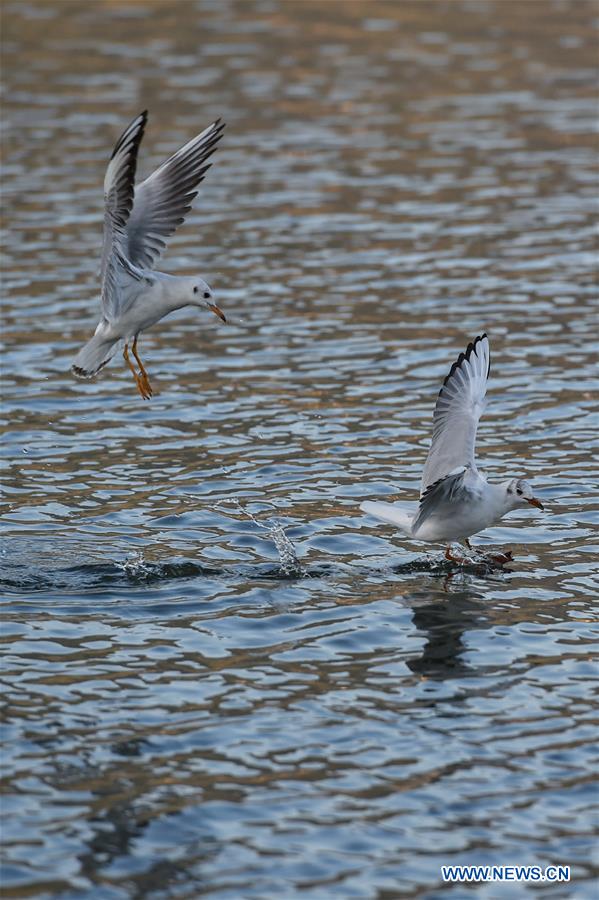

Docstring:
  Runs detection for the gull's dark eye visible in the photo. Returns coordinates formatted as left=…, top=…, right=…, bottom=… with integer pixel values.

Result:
left=193, top=286, right=199, bottom=294
left=203, top=291, right=211, bottom=300
left=516, top=488, right=523, bottom=496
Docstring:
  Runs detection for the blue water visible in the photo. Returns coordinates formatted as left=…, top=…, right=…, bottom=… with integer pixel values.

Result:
left=1, top=1, right=598, bottom=897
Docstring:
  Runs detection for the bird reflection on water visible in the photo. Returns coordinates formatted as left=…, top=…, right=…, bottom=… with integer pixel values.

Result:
left=407, top=591, right=489, bottom=681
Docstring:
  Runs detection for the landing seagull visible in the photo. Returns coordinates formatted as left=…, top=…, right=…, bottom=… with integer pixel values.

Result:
left=360, top=334, right=544, bottom=562
left=72, top=111, right=226, bottom=399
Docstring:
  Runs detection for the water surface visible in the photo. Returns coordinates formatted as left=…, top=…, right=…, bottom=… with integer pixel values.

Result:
left=2, top=1, right=598, bottom=897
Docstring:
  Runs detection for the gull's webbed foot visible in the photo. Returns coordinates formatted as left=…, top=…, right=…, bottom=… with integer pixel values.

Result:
left=138, top=375, right=153, bottom=401
left=445, top=543, right=513, bottom=570
left=486, top=549, right=514, bottom=566
left=138, top=371, right=153, bottom=399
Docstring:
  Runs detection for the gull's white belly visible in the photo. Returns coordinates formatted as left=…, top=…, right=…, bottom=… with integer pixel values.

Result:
left=414, top=502, right=501, bottom=543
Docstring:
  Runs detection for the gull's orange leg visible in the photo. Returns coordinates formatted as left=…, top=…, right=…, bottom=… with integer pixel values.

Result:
left=445, top=545, right=467, bottom=564
left=131, top=335, right=153, bottom=398
left=123, top=343, right=150, bottom=400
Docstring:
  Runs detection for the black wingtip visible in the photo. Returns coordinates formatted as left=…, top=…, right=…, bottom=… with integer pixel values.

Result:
left=137, top=109, right=149, bottom=135
left=474, top=332, right=490, bottom=378
left=442, top=333, right=490, bottom=388
left=110, top=110, right=147, bottom=162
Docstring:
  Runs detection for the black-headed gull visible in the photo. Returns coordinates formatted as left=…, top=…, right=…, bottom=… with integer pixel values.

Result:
left=72, top=111, right=226, bottom=399
left=360, top=334, right=544, bottom=561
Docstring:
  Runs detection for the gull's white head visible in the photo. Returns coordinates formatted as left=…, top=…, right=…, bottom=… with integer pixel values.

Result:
left=189, top=278, right=226, bottom=322
left=504, top=478, right=544, bottom=512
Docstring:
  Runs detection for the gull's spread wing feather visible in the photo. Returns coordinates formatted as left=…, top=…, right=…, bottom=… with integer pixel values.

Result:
left=101, top=111, right=147, bottom=321
left=421, top=334, right=490, bottom=493
left=125, top=119, right=225, bottom=270
left=413, top=466, right=480, bottom=535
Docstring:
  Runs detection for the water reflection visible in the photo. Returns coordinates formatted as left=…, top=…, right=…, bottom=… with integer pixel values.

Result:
left=2, top=0, right=598, bottom=896
left=408, top=590, right=486, bottom=680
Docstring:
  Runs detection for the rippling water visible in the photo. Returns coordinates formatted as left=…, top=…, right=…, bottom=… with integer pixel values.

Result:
left=2, top=1, right=598, bottom=896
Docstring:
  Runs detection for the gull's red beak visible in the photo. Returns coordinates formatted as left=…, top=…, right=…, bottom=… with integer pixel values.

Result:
left=526, top=497, right=544, bottom=510
left=209, top=303, right=226, bottom=323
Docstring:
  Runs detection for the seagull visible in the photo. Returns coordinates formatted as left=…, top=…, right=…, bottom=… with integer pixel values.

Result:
left=360, top=334, right=544, bottom=561
left=71, top=111, right=226, bottom=399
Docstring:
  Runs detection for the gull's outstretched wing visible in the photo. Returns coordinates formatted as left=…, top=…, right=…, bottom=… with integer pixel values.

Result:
left=101, top=111, right=147, bottom=321
left=413, top=466, right=480, bottom=535
left=421, top=334, right=490, bottom=494
left=125, top=119, right=225, bottom=270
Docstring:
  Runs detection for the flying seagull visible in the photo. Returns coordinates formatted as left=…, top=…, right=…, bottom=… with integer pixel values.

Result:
left=360, top=334, right=544, bottom=561
left=72, top=111, right=226, bottom=399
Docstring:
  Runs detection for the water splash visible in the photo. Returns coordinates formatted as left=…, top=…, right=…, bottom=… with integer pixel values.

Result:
left=216, top=499, right=304, bottom=577
left=269, top=523, right=303, bottom=578
left=118, top=552, right=156, bottom=580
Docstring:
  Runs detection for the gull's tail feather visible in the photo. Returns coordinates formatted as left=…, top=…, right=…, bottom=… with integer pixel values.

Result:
left=72, top=332, right=120, bottom=379
left=360, top=500, right=415, bottom=535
